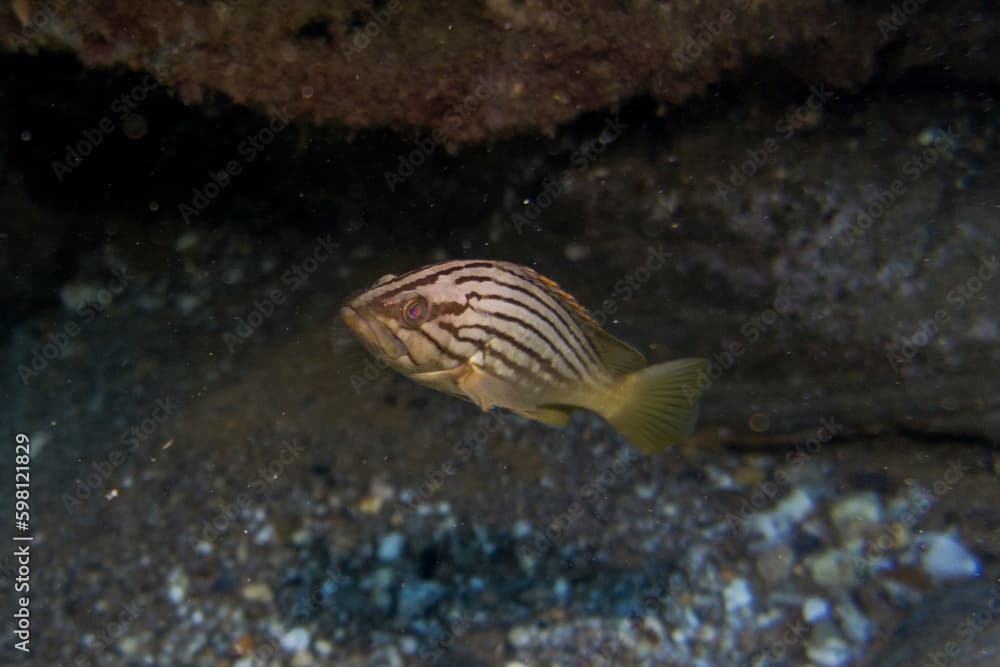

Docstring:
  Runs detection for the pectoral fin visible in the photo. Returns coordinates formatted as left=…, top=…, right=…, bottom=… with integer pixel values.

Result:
left=454, top=351, right=523, bottom=412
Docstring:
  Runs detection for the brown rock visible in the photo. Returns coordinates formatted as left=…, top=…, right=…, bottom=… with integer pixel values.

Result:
left=1, top=0, right=997, bottom=142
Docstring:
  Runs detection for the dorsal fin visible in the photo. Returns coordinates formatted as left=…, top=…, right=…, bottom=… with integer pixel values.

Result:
left=522, top=265, right=647, bottom=376
left=581, top=320, right=647, bottom=375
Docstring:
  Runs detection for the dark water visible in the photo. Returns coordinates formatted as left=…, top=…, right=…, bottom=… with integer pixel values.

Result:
left=1, top=13, right=999, bottom=667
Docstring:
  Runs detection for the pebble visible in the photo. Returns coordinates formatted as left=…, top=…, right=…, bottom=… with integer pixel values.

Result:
left=513, top=519, right=532, bottom=538
left=254, top=524, right=274, bottom=545
left=553, top=577, right=569, bottom=601
left=377, top=532, right=405, bottom=562
left=280, top=627, right=311, bottom=653
left=508, top=625, right=534, bottom=648
left=755, top=544, right=794, bottom=585
left=835, top=596, right=873, bottom=642
left=723, top=578, right=753, bottom=614
left=117, top=635, right=141, bottom=656
left=751, top=488, right=814, bottom=543
left=634, top=482, right=657, bottom=500
left=372, top=567, right=395, bottom=611
left=806, top=635, right=852, bottom=667
left=167, top=567, right=188, bottom=605
left=232, top=634, right=254, bottom=656
left=803, top=597, right=830, bottom=623
left=241, top=582, right=273, bottom=603
left=59, top=283, right=102, bottom=312
left=806, top=549, right=859, bottom=589
left=919, top=532, right=980, bottom=580
left=830, top=491, right=882, bottom=542
left=635, top=616, right=667, bottom=657
left=358, top=494, right=384, bottom=514
left=399, top=636, right=418, bottom=655
left=397, top=581, right=447, bottom=620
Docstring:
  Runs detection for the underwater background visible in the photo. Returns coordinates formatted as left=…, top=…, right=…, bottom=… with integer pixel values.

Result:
left=1, top=1, right=999, bottom=665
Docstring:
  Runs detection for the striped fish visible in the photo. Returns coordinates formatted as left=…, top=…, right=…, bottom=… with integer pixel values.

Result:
left=340, top=259, right=709, bottom=453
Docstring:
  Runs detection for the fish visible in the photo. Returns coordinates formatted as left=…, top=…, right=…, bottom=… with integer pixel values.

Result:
left=340, top=259, right=710, bottom=453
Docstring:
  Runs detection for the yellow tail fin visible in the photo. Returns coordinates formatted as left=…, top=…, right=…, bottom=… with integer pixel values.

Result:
left=601, top=358, right=710, bottom=454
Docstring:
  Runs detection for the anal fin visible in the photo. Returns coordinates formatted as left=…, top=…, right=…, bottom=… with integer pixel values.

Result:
left=514, top=405, right=574, bottom=426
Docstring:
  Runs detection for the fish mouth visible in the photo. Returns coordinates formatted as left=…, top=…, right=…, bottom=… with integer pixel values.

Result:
left=340, top=305, right=407, bottom=360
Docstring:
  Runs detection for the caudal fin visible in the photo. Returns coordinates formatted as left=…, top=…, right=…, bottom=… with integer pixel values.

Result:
left=600, top=357, right=710, bottom=454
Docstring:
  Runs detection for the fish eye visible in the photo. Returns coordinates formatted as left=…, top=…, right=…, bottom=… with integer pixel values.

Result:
left=401, top=296, right=429, bottom=327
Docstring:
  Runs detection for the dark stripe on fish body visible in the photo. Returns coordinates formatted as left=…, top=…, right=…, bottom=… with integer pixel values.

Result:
left=501, top=265, right=605, bottom=368
left=435, top=322, right=545, bottom=386
left=433, top=300, right=471, bottom=317
left=454, top=274, right=598, bottom=372
left=457, top=322, right=571, bottom=385
left=387, top=326, right=420, bottom=366
left=471, top=303, right=586, bottom=382
left=374, top=261, right=498, bottom=300
left=471, top=270, right=600, bottom=368
left=413, top=326, right=468, bottom=364
left=436, top=320, right=562, bottom=385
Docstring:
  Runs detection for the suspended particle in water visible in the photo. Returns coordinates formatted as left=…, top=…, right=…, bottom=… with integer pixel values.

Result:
left=749, top=412, right=770, bottom=433
left=20, top=130, right=31, bottom=141
left=123, top=113, right=148, bottom=139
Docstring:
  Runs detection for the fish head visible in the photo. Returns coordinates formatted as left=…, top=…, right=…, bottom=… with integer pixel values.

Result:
left=340, top=272, right=467, bottom=375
